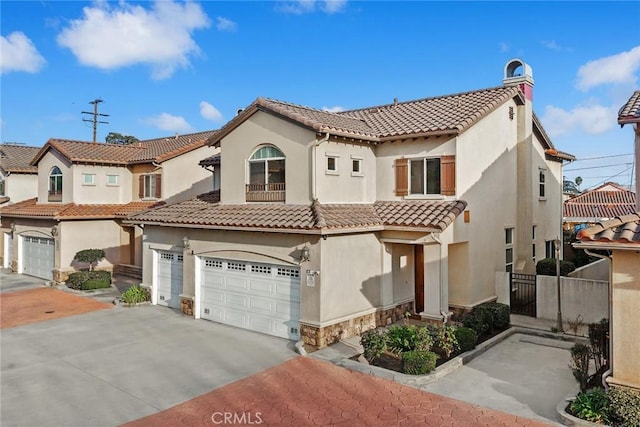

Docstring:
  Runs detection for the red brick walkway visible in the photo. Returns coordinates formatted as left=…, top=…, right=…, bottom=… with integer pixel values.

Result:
left=123, top=357, right=550, bottom=427
left=0, top=287, right=112, bottom=329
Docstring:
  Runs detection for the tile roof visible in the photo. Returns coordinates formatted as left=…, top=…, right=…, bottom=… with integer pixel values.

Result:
left=576, top=213, right=640, bottom=246
left=0, top=198, right=162, bottom=220
left=618, top=90, right=640, bottom=125
left=126, top=192, right=467, bottom=233
left=0, top=196, right=10, bottom=205
left=0, top=144, right=40, bottom=173
left=208, top=86, right=530, bottom=145
left=199, top=154, right=220, bottom=167
left=563, top=182, right=637, bottom=220
left=31, top=130, right=218, bottom=166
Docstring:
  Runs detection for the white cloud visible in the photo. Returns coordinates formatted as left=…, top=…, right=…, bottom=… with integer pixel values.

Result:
left=199, top=101, right=223, bottom=123
left=541, top=40, right=571, bottom=52
left=0, top=32, right=46, bottom=74
left=498, top=42, right=510, bottom=53
left=142, top=113, right=193, bottom=133
left=277, top=0, right=347, bottom=14
left=216, top=16, right=237, bottom=32
left=322, top=105, right=345, bottom=113
left=56, top=1, right=210, bottom=80
left=541, top=103, right=618, bottom=138
left=577, top=46, right=640, bottom=91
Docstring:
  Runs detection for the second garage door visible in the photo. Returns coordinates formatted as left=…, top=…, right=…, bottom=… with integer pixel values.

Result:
left=200, top=258, right=300, bottom=340
left=157, top=251, right=183, bottom=309
left=22, top=235, right=54, bottom=280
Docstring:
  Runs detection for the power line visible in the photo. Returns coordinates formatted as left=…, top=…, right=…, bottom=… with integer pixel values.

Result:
left=81, top=99, right=109, bottom=142
left=571, top=153, right=633, bottom=162
left=564, top=162, right=633, bottom=172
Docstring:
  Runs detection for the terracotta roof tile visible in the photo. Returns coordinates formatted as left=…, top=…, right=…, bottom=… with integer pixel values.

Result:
left=577, top=213, right=640, bottom=245
left=199, top=154, right=220, bottom=167
left=126, top=192, right=466, bottom=233
left=0, top=196, right=11, bottom=205
left=618, top=90, right=640, bottom=125
left=0, top=144, right=39, bottom=173
left=564, top=182, right=636, bottom=220
left=31, top=130, right=218, bottom=166
left=0, top=198, right=161, bottom=220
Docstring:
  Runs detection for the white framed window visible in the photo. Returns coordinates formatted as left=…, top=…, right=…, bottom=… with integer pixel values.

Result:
left=82, top=173, right=95, bottom=185
left=410, top=158, right=441, bottom=195
left=351, top=156, right=363, bottom=177
left=545, top=240, right=555, bottom=259
left=326, top=154, right=339, bottom=175
left=505, top=227, right=514, bottom=273
left=532, top=226, right=537, bottom=264
left=539, top=168, right=546, bottom=199
left=106, top=174, right=119, bottom=186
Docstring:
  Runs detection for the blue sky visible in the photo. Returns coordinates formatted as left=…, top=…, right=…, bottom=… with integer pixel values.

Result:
left=1, top=1, right=639, bottom=191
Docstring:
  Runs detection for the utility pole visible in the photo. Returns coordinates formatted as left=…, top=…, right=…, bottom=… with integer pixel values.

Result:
left=82, top=99, right=109, bottom=142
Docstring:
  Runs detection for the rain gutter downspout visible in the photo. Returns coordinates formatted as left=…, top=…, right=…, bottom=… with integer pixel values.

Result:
left=430, top=233, right=449, bottom=324
left=584, top=248, right=613, bottom=389
left=312, top=132, right=330, bottom=200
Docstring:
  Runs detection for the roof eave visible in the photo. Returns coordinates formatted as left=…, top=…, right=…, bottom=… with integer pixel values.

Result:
left=573, top=241, right=640, bottom=251
left=121, top=220, right=321, bottom=234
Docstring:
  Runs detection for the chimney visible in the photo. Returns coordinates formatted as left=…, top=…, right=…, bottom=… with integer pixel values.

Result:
left=503, top=58, right=534, bottom=101
left=393, top=98, right=398, bottom=106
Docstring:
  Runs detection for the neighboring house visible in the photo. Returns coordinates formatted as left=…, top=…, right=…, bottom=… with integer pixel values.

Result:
left=0, top=131, right=218, bottom=280
left=0, top=144, right=39, bottom=206
left=127, top=59, right=573, bottom=347
left=574, top=213, right=640, bottom=391
left=617, top=90, right=639, bottom=210
left=563, top=182, right=636, bottom=233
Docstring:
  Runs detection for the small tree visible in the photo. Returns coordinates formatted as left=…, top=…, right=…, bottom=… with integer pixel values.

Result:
left=74, top=249, right=105, bottom=271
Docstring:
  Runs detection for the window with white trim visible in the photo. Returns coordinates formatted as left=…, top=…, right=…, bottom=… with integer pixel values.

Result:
left=326, top=154, right=339, bottom=175
left=249, top=146, right=285, bottom=187
left=351, top=156, right=363, bottom=176
left=539, top=168, right=546, bottom=198
left=107, top=174, right=119, bottom=186
left=505, top=227, right=514, bottom=273
left=82, top=173, right=96, bottom=185
left=49, top=166, right=63, bottom=201
left=410, top=158, right=441, bottom=195
left=532, top=226, right=537, bottom=264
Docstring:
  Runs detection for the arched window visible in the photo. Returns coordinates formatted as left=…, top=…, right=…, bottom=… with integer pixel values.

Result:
left=247, top=145, right=285, bottom=201
left=49, top=166, right=63, bottom=201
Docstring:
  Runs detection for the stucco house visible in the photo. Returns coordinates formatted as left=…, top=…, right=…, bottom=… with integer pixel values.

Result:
left=574, top=213, right=640, bottom=390
left=0, top=143, right=39, bottom=206
left=563, top=182, right=636, bottom=232
left=127, top=59, right=573, bottom=347
left=0, top=130, right=218, bottom=281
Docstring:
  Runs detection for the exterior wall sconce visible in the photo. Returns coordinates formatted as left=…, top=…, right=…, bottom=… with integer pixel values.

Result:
left=299, top=244, right=310, bottom=263
left=51, top=225, right=59, bottom=237
left=10, top=222, right=16, bottom=235
left=182, top=236, right=190, bottom=250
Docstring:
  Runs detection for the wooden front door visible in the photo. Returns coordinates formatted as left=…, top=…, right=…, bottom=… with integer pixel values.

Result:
left=414, top=245, right=424, bottom=313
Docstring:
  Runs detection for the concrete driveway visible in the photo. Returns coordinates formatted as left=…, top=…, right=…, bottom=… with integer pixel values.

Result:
left=1, top=304, right=297, bottom=426
left=0, top=269, right=48, bottom=293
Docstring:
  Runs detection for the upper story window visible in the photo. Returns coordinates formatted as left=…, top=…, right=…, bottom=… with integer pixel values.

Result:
left=539, top=168, right=546, bottom=199
left=394, top=155, right=456, bottom=197
left=107, top=174, right=119, bottom=186
left=246, top=145, right=285, bottom=202
left=82, top=173, right=96, bottom=185
left=0, top=176, right=5, bottom=196
left=326, top=154, right=339, bottom=175
left=49, top=166, right=63, bottom=202
left=505, top=227, right=514, bottom=273
left=139, top=174, right=161, bottom=199
left=351, top=156, right=363, bottom=177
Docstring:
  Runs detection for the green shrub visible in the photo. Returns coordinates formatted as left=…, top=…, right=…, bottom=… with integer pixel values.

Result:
left=588, top=318, right=609, bottom=372
left=429, top=324, right=459, bottom=358
left=402, top=350, right=438, bottom=375
left=536, top=258, right=576, bottom=276
left=462, top=302, right=510, bottom=338
left=73, top=249, right=106, bottom=271
left=462, top=309, right=492, bottom=337
left=360, top=329, right=387, bottom=362
left=385, top=325, right=432, bottom=354
left=608, top=386, right=640, bottom=427
left=570, top=388, right=612, bottom=424
left=121, top=285, right=150, bottom=305
left=67, top=270, right=111, bottom=290
left=454, top=327, right=478, bottom=352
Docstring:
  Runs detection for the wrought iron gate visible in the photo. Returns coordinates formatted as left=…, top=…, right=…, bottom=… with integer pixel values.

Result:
left=510, top=273, right=536, bottom=317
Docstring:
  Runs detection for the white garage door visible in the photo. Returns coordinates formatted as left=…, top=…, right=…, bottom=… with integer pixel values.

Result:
left=22, top=236, right=54, bottom=280
left=200, top=258, right=300, bottom=340
left=157, top=251, right=183, bottom=309
left=4, top=232, right=13, bottom=269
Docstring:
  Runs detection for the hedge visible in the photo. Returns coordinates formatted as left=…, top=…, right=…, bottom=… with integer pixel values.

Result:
left=402, top=350, right=438, bottom=375
left=67, top=270, right=112, bottom=290
left=536, top=258, right=576, bottom=276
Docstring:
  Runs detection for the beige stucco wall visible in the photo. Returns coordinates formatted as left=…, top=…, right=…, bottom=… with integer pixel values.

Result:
left=391, top=243, right=414, bottom=304
left=315, top=141, right=377, bottom=203
left=58, top=220, right=124, bottom=273
left=36, top=150, right=72, bottom=204
left=219, top=111, right=314, bottom=204
left=71, top=164, right=132, bottom=204
left=1, top=172, right=38, bottom=204
left=161, top=145, right=217, bottom=205
left=611, top=250, right=640, bottom=388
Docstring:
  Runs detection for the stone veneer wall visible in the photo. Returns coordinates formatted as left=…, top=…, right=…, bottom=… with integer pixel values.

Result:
left=300, top=301, right=414, bottom=348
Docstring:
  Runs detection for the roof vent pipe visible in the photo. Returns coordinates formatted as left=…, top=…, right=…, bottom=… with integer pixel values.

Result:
left=393, top=98, right=398, bottom=106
